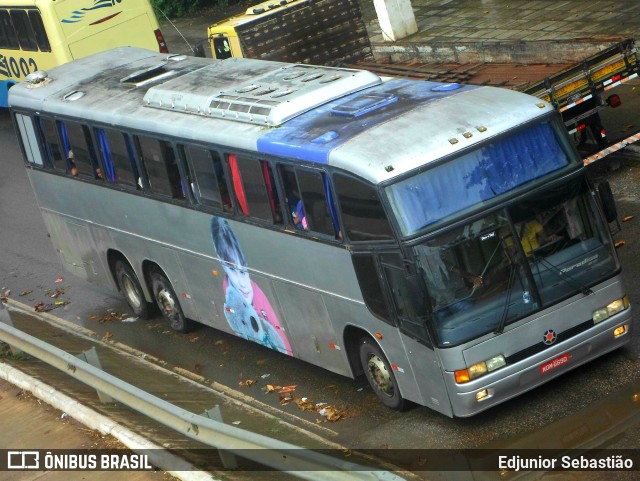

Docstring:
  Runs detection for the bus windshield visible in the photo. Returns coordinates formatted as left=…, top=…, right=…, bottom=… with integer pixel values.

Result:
left=415, top=176, right=618, bottom=347
left=386, top=119, right=579, bottom=236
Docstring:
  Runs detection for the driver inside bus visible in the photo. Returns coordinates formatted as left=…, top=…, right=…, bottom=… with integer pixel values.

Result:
left=416, top=245, right=481, bottom=320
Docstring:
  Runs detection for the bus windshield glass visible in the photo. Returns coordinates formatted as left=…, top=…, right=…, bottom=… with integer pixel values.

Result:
left=386, top=119, right=578, bottom=236
left=415, top=176, right=618, bottom=347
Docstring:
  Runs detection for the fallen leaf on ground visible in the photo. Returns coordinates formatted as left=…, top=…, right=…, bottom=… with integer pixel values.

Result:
left=97, top=312, right=126, bottom=323
left=623, top=215, right=634, bottom=222
left=278, top=385, right=297, bottom=393
left=294, top=397, right=315, bottom=411
left=19, top=289, right=32, bottom=296
left=265, top=384, right=282, bottom=393
left=46, top=287, right=65, bottom=298
left=239, top=379, right=255, bottom=387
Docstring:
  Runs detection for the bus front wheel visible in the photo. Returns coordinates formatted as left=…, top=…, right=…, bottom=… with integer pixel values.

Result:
left=114, top=260, right=152, bottom=320
left=359, top=338, right=407, bottom=411
left=150, top=271, right=193, bottom=333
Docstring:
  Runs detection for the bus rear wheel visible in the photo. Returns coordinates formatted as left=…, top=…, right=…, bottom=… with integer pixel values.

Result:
left=150, top=270, right=193, bottom=333
left=114, top=260, right=152, bottom=320
left=359, top=338, right=407, bottom=411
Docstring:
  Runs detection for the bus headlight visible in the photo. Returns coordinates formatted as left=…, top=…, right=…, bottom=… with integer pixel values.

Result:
left=455, top=354, right=506, bottom=384
left=592, top=296, right=629, bottom=324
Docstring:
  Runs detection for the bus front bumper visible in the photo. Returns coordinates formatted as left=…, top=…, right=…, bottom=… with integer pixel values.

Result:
left=445, top=310, right=632, bottom=418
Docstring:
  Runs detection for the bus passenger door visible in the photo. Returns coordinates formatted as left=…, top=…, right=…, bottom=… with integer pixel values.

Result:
left=378, top=253, right=454, bottom=415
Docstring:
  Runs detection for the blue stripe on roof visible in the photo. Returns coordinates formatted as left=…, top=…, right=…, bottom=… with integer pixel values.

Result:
left=256, top=79, right=478, bottom=164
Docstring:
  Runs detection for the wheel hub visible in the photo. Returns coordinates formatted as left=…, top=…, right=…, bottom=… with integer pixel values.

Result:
left=157, top=289, right=177, bottom=318
left=367, top=355, right=393, bottom=397
left=122, top=276, right=141, bottom=309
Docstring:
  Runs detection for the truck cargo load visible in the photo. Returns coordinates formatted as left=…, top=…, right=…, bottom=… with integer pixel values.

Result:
left=207, top=0, right=371, bottom=65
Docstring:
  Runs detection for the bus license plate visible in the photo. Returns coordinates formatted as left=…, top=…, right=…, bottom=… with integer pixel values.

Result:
left=540, top=353, right=571, bottom=375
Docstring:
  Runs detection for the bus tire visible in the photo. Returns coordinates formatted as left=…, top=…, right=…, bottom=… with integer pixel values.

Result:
left=359, top=338, right=407, bottom=411
left=114, top=260, right=152, bottom=320
left=150, top=270, right=193, bottom=333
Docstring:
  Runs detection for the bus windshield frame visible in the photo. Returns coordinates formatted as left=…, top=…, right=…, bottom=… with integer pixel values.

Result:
left=385, top=117, right=581, bottom=238
left=414, top=174, right=619, bottom=348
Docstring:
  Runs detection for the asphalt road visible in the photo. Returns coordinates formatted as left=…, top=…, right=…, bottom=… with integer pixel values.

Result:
left=2, top=101, right=640, bottom=475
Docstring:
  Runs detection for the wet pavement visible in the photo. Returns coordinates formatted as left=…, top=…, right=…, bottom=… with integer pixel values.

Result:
left=160, top=0, right=640, bottom=63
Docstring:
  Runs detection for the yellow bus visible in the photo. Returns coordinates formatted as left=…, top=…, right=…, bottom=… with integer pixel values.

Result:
left=0, top=0, right=167, bottom=107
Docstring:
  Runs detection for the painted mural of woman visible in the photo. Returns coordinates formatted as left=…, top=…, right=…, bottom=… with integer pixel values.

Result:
left=211, top=216, right=292, bottom=356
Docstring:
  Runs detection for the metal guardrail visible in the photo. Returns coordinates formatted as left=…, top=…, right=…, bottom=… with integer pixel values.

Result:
left=0, top=304, right=405, bottom=481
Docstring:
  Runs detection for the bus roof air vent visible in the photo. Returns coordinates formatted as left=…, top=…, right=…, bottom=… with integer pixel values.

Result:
left=143, top=62, right=381, bottom=126
left=24, top=70, right=50, bottom=88
left=121, top=64, right=177, bottom=87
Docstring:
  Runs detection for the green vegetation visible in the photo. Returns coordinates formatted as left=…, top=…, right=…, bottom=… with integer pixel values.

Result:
left=151, top=0, right=228, bottom=18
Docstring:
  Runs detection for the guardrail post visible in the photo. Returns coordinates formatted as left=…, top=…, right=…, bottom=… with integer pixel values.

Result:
left=203, top=405, right=239, bottom=469
left=77, top=347, right=116, bottom=403
left=0, top=303, right=24, bottom=356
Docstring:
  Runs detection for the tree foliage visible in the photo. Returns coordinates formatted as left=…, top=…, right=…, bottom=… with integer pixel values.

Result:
left=151, top=0, right=227, bottom=18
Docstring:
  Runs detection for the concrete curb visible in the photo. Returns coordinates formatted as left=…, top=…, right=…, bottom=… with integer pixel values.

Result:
left=0, top=361, right=219, bottom=481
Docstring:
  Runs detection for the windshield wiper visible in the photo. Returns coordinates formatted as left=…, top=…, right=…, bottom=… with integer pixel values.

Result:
left=494, top=262, right=516, bottom=335
left=532, top=254, right=594, bottom=296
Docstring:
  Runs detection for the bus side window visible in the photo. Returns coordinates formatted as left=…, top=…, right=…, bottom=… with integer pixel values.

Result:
left=352, top=254, right=393, bottom=325
left=0, top=10, right=19, bottom=50
left=297, top=169, right=337, bottom=237
left=136, top=136, right=184, bottom=200
left=60, top=121, right=99, bottom=179
left=334, top=174, right=394, bottom=242
left=14, top=113, right=44, bottom=166
left=227, top=154, right=277, bottom=222
left=279, top=165, right=340, bottom=238
left=96, top=128, right=138, bottom=187
left=27, top=10, right=50, bottom=52
left=38, top=117, right=65, bottom=171
left=184, top=144, right=218, bottom=207
left=10, top=10, right=37, bottom=51
left=183, top=144, right=231, bottom=210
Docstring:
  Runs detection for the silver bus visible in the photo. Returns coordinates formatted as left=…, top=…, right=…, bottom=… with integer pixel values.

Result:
left=9, top=47, right=632, bottom=417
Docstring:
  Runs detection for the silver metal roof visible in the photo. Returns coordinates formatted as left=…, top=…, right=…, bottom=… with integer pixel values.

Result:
left=9, top=47, right=556, bottom=185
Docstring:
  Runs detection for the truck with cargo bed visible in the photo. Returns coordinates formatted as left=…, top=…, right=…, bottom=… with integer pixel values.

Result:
left=355, top=38, right=640, bottom=165
left=206, top=0, right=371, bottom=66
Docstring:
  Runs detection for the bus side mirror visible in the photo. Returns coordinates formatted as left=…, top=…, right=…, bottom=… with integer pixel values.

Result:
left=193, top=43, right=206, bottom=58
left=598, top=181, right=618, bottom=224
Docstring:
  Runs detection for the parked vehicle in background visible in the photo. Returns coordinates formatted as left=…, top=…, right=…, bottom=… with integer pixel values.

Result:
left=358, top=39, right=640, bottom=165
left=0, top=0, right=168, bottom=107
left=206, top=0, right=371, bottom=65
